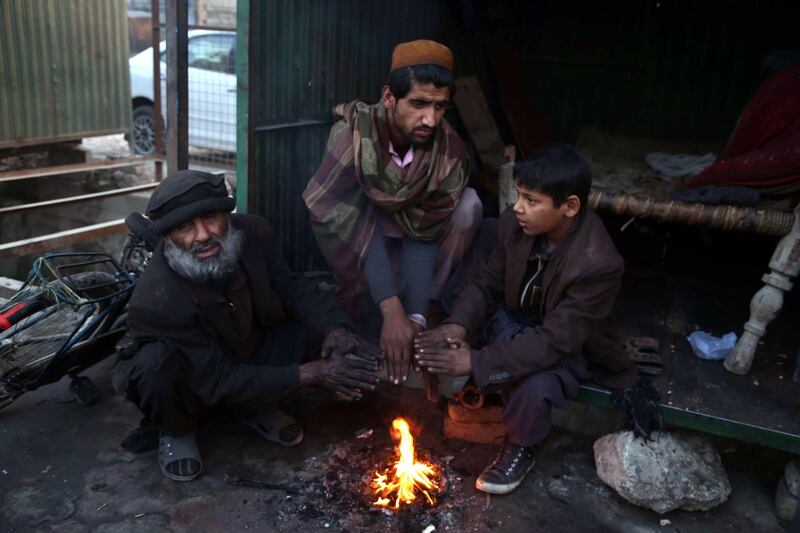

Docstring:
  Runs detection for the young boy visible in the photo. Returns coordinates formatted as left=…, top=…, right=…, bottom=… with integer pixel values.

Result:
left=414, top=143, right=637, bottom=495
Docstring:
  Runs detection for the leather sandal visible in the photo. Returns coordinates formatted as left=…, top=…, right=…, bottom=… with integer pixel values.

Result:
left=159, top=432, right=203, bottom=482
left=237, top=409, right=304, bottom=447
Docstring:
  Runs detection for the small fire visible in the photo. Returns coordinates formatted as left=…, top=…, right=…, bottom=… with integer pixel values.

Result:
left=371, top=417, right=439, bottom=510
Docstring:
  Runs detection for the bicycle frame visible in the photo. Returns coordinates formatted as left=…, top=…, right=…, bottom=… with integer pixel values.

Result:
left=0, top=252, right=138, bottom=394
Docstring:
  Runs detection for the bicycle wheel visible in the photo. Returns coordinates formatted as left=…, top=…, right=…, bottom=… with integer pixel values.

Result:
left=0, top=271, right=117, bottom=410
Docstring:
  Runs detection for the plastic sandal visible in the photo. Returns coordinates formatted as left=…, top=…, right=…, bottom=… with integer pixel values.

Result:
left=159, top=432, right=203, bottom=482
left=237, top=409, right=304, bottom=447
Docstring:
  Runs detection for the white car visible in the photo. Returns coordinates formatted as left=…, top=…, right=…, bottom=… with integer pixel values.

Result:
left=129, top=29, right=236, bottom=155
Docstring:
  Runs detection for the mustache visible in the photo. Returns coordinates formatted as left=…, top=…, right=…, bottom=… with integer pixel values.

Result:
left=189, top=238, right=222, bottom=256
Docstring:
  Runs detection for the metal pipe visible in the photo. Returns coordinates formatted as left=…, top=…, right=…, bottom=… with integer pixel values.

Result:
left=165, top=0, right=189, bottom=172
left=151, top=0, right=164, bottom=181
left=254, top=119, right=333, bottom=132
left=0, top=183, right=158, bottom=215
left=0, top=220, right=128, bottom=257
left=0, top=157, right=159, bottom=183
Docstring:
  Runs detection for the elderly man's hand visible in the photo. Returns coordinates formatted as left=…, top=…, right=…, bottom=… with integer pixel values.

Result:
left=299, top=352, right=381, bottom=399
left=415, top=337, right=472, bottom=377
left=321, top=327, right=382, bottom=362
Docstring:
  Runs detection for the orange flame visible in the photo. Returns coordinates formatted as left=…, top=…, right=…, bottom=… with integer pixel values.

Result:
left=371, top=417, right=438, bottom=509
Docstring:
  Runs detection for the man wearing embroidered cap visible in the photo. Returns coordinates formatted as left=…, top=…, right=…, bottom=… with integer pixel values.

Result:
left=304, top=39, right=483, bottom=389
left=121, top=170, right=382, bottom=482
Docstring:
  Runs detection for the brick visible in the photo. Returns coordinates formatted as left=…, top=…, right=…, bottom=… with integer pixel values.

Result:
left=447, top=400, right=503, bottom=424
left=443, top=413, right=505, bottom=445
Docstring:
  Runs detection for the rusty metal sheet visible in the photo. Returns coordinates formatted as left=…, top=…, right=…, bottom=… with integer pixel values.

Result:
left=0, top=0, right=131, bottom=149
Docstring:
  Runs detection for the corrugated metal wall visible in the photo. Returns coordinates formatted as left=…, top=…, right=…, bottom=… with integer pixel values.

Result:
left=0, top=0, right=131, bottom=149
left=244, top=0, right=799, bottom=269
left=248, top=0, right=452, bottom=270
left=512, top=0, right=799, bottom=142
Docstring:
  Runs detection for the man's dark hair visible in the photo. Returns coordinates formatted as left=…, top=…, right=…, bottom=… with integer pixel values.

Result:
left=513, top=143, right=592, bottom=208
left=386, top=64, right=455, bottom=99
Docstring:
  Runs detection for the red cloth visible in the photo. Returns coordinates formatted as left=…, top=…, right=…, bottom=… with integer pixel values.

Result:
left=688, top=65, right=800, bottom=189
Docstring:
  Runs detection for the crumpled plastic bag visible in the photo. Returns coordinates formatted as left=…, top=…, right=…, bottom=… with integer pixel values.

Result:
left=645, top=152, right=717, bottom=179
left=687, top=331, right=737, bottom=360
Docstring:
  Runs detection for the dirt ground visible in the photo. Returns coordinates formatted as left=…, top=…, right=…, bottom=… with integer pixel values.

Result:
left=0, top=354, right=788, bottom=533
left=0, top=134, right=794, bottom=531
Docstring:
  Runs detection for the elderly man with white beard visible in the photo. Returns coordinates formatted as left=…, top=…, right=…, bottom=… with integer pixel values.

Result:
left=121, top=170, right=382, bottom=482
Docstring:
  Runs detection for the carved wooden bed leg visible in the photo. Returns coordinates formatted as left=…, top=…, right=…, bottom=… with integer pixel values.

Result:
left=725, top=206, right=800, bottom=375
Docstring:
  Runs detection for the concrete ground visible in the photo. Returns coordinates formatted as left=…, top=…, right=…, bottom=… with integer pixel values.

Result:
left=0, top=355, right=787, bottom=532
left=0, top=135, right=792, bottom=531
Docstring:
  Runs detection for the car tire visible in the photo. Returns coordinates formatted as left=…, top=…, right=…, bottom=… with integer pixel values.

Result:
left=131, top=104, right=157, bottom=155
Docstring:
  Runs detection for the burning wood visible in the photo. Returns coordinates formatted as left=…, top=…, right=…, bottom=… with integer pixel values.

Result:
left=371, top=417, right=440, bottom=510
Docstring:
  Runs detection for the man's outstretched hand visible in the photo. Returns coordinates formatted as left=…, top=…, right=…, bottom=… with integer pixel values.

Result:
left=415, top=337, right=472, bottom=377
left=321, top=327, right=383, bottom=361
left=414, top=323, right=467, bottom=351
left=299, top=352, right=381, bottom=400
left=297, top=327, right=383, bottom=399
left=378, top=297, right=423, bottom=385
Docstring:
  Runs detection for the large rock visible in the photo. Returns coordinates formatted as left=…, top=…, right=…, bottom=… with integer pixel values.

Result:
left=775, top=460, right=799, bottom=522
left=593, top=430, right=731, bottom=514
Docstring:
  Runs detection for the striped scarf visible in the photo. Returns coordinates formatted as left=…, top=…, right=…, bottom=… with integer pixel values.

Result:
left=303, top=100, right=468, bottom=296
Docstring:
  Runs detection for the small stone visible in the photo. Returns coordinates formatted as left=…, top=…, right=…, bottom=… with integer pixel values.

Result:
left=778, top=353, right=788, bottom=359
left=779, top=375, right=784, bottom=380
left=355, top=428, right=373, bottom=439
left=753, top=378, right=760, bottom=386
left=594, top=431, right=731, bottom=514
left=660, top=519, right=671, bottom=526
left=775, top=463, right=798, bottom=522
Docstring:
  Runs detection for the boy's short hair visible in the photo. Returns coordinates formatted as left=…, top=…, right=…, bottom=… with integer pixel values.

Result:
left=513, top=143, right=592, bottom=208
left=386, top=64, right=455, bottom=100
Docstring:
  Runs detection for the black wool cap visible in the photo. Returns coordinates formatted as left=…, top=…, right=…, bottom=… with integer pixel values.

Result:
left=145, top=170, right=236, bottom=234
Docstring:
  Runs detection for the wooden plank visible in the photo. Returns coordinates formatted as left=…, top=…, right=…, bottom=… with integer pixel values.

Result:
left=452, top=76, right=507, bottom=173
left=0, top=156, right=160, bottom=183
left=0, top=220, right=127, bottom=257
left=489, top=43, right=551, bottom=158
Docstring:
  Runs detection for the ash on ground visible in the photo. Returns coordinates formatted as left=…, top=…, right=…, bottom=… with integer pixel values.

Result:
left=277, top=431, right=478, bottom=531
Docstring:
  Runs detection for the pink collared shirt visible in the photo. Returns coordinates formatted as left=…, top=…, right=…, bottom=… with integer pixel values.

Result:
left=388, top=141, right=415, bottom=168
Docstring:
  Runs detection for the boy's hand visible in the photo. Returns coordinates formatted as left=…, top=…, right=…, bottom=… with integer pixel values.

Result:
left=414, top=323, right=467, bottom=351
left=415, top=337, right=472, bottom=376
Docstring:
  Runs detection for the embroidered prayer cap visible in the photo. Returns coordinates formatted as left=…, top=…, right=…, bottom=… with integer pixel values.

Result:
left=145, top=169, right=235, bottom=234
left=390, top=39, right=453, bottom=72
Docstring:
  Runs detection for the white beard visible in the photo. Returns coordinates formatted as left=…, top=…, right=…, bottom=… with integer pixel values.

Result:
left=163, top=224, right=245, bottom=284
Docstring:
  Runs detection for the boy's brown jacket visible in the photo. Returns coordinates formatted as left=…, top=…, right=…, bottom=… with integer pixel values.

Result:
left=446, top=208, right=638, bottom=390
